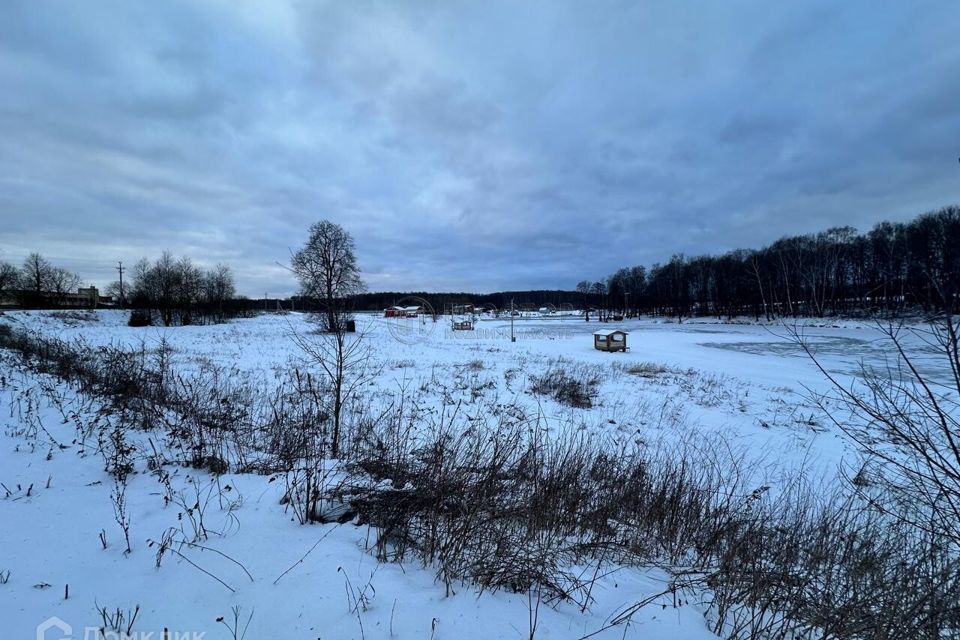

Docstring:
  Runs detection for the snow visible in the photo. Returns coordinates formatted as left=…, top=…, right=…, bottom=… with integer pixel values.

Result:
left=0, top=309, right=923, bottom=639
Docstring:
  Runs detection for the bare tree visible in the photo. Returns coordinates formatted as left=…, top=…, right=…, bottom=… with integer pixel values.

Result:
left=292, top=220, right=365, bottom=332
left=21, top=252, right=53, bottom=296
left=591, top=281, right=607, bottom=321
left=104, top=280, right=125, bottom=302
left=291, top=326, right=377, bottom=459
left=576, top=280, right=592, bottom=321
left=154, top=251, right=180, bottom=325
left=48, top=267, right=81, bottom=304
left=0, top=262, right=20, bottom=300
left=131, top=252, right=179, bottom=325
left=204, top=264, right=235, bottom=321
left=17, top=253, right=80, bottom=305
left=175, top=256, right=203, bottom=324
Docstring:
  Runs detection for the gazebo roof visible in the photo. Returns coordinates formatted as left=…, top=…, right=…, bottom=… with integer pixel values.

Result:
left=593, top=329, right=628, bottom=337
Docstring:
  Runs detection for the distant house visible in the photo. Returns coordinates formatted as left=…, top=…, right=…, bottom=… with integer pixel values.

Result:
left=450, top=303, right=475, bottom=315
left=593, top=329, right=628, bottom=352
left=384, top=305, right=422, bottom=318
left=62, top=286, right=110, bottom=308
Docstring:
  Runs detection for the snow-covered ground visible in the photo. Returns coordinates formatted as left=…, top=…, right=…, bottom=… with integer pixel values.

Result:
left=4, top=309, right=899, bottom=472
left=0, top=310, right=924, bottom=639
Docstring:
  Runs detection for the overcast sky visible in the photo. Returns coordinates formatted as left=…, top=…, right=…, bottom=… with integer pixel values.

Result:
left=1, top=1, right=958, bottom=296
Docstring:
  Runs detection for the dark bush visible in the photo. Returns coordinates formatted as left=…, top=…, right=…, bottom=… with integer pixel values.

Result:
left=530, top=363, right=599, bottom=408
left=127, top=309, right=153, bottom=327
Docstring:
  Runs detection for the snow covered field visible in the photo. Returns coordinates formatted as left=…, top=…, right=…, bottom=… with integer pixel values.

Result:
left=0, top=310, right=929, bottom=639
left=4, top=309, right=897, bottom=470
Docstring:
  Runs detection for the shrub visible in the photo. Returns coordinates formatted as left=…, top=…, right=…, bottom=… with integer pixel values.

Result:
left=530, top=363, right=599, bottom=408
left=331, top=407, right=960, bottom=638
left=624, top=362, right=671, bottom=378
left=127, top=309, right=152, bottom=327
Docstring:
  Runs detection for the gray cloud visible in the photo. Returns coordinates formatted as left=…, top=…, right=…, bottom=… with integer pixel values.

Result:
left=1, top=0, right=958, bottom=295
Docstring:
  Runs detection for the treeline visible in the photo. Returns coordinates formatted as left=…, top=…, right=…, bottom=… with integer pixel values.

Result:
left=0, top=253, right=82, bottom=307
left=353, top=290, right=583, bottom=312
left=588, top=205, right=960, bottom=320
left=0, top=251, right=240, bottom=326
left=126, top=252, right=236, bottom=326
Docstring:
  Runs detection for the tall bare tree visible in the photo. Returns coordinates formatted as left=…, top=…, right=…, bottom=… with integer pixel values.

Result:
left=48, top=267, right=81, bottom=305
left=0, top=262, right=20, bottom=300
left=576, top=280, right=592, bottom=321
left=591, top=281, right=607, bottom=321
left=21, top=252, right=53, bottom=296
left=292, top=220, right=365, bottom=332
left=203, top=263, right=235, bottom=321
left=291, top=327, right=376, bottom=459
left=175, top=256, right=203, bottom=324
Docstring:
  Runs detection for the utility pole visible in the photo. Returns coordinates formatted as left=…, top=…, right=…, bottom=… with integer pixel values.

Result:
left=510, top=298, right=516, bottom=342
left=116, top=261, right=125, bottom=307
left=264, top=292, right=269, bottom=313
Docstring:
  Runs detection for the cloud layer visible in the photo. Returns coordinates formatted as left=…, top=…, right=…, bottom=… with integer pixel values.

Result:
left=1, top=1, right=958, bottom=295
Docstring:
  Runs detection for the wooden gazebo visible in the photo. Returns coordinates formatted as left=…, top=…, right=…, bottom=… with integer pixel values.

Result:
left=593, top=329, right=628, bottom=352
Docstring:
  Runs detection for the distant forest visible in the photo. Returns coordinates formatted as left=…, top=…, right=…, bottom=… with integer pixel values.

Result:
left=362, top=205, right=960, bottom=320
left=353, top=290, right=583, bottom=313
left=597, top=205, right=960, bottom=320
